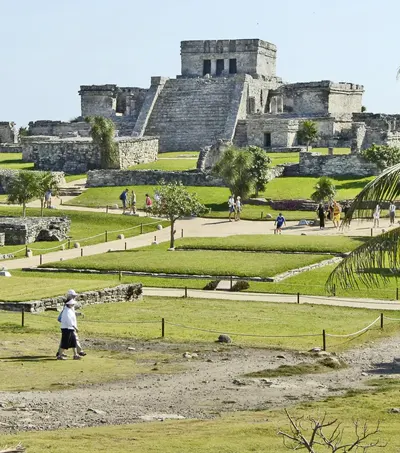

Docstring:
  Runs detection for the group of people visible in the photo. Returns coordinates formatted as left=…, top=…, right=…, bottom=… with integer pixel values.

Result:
left=228, top=195, right=242, bottom=221
left=56, top=289, right=86, bottom=360
left=119, top=189, right=156, bottom=216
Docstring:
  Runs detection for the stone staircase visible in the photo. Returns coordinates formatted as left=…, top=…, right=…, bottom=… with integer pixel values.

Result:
left=113, top=116, right=136, bottom=137
left=232, top=120, right=248, bottom=147
left=144, top=77, right=246, bottom=151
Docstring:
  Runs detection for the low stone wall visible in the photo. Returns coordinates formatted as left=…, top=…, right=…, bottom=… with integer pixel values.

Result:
left=0, top=217, right=71, bottom=245
left=0, top=169, right=66, bottom=194
left=0, top=144, right=24, bottom=153
left=22, top=137, right=158, bottom=174
left=0, top=283, right=142, bottom=313
left=0, top=232, right=4, bottom=246
left=87, top=169, right=225, bottom=187
left=299, top=151, right=379, bottom=177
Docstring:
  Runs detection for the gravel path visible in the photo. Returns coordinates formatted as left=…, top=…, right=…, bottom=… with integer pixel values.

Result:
left=1, top=335, right=400, bottom=433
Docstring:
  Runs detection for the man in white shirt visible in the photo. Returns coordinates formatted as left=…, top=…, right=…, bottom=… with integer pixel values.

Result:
left=389, top=201, right=396, bottom=226
left=228, top=194, right=235, bottom=221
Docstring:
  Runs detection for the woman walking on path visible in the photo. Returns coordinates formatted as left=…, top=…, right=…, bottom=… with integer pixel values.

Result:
left=145, top=194, right=153, bottom=216
left=129, top=190, right=137, bottom=214
left=373, top=204, right=381, bottom=228
left=389, top=201, right=396, bottom=226
left=332, top=201, right=342, bottom=229
left=57, top=295, right=82, bottom=360
left=235, top=196, right=242, bottom=221
left=317, top=203, right=325, bottom=229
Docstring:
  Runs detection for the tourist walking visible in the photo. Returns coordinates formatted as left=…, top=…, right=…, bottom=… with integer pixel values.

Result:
left=332, top=201, right=341, bottom=229
left=145, top=193, right=153, bottom=215
left=228, top=194, right=235, bottom=221
left=389, top=201, right=396, bottom=226
left=317, top=203, right=325, bottom=229
left=129, top=190, right=137, bottom=214
left=373, top=204, right=381, bottom=228
left=235, top=196, right=242, bottom=221
left=274, top=212, right=286, bottom=234
left=57, top=291, right=83, bottom=360
left=57, top=290, right=86, bottom=359
left=119, top=188, right=129, bottom=213
left=44, top=189, right=52, bottom=209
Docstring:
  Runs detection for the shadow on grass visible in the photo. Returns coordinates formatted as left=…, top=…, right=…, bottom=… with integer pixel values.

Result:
left=369, top=361, right=400, bottom=375
left=335, top=179, right=370, bottom=191
left=1, top=355, right=55, bottom=362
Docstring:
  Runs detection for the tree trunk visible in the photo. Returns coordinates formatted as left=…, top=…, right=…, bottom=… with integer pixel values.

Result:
left=170, top=219, right=175, bottom=249
left=22, top=202, right=26, bottom=218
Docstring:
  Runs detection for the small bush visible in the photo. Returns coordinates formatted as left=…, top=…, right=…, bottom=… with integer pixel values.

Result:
left=231, top=280, right=250, bottom=292
left=203, top=280, right=220, bottom=290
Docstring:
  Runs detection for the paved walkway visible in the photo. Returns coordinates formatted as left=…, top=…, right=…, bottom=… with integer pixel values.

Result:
left=144, top=287, right=400, bottom=311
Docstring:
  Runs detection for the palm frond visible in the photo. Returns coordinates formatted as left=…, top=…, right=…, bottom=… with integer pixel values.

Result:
left=326, top=226, right=400, bottom=292
left=344, top=163, right=400, bottom=224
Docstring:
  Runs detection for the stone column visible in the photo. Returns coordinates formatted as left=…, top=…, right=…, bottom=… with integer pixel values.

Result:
left=224, top=59, right=230, bottom=76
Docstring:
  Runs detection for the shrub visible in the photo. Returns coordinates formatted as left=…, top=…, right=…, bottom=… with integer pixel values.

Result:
left=203, top=280, right=220, bottom=290
left=231, top=280, right=250, bottom=292
left=360, top=144, right=400, bottom=170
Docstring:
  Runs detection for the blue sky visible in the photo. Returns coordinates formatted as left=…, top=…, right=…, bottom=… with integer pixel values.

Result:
left=1, top=0, right=399, bottom=126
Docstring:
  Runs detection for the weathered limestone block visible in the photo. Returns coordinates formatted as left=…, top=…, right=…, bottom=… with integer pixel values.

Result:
left=0, top=232, right=5, bottom=246
left=0, top=217, right=71, bottom=245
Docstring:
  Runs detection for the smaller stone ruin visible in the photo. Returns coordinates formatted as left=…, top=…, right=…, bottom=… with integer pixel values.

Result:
left=0, top=217, right=71, bottom=246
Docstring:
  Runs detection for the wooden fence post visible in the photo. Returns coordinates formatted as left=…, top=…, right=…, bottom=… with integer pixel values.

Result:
left=162, top=318, right=165, bottom=338
left=21, top=306, right=25, bottom=327
left=380, top=313, right=384, bottom=329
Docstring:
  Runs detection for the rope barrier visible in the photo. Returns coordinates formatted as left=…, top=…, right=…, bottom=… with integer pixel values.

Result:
left=325, top=317, right=380, bottom=338
left=164, top=321, right=321, bottom=338
left=29, top=242, right=68, bottom=252
left=383, top=316, right=400, bottom=322
left=33, top=313, right=158, bottom=325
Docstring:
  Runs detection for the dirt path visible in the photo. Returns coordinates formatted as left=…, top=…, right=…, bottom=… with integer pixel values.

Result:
left=1, top=335, right=399, bottom=433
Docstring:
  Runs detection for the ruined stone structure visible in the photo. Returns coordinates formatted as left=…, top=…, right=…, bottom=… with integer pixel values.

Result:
left=0, top=122, right=18, bottom=144
left=22, top=136, right=158, bottom=174
left=351, top=113, right=400, bottom=151
left=0, top=217, right=71, bottom=245
left=0, top=169, right=65, bottom=194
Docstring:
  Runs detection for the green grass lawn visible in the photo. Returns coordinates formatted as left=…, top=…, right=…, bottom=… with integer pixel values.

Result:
left=158, top=151, right=200, bottom=158
left=267, top=148, right=350, bottom=167
left=175, top=235, right=365, bottom=254
left=67, top=176, right=371, bottom=220
left=130, top=159, right=197, bottom=171
left=3, top=379, right=400, bottom=452
left=0, top=152, right=34, bottom=170
left=43, top=245, right=331, bottom=278
left=64, top=173, right=86, bottom=183
left=0, top=206, right=168, bottom=258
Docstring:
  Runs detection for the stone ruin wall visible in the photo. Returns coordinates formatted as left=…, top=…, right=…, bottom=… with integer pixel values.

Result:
left=28, top=120, right=91, bottom=138
left=0, top=216, right=71, bottom=245
left=0, top=169, right=65, bottom=194
left=22, top=137, right=158, bottom=174
left=0, top=283, right=142, bottom=313
left=351, top=113, right=400, bottom=151
left=299, top=151, right=379, bottom=177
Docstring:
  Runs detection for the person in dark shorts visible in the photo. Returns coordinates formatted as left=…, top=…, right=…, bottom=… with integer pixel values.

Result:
left=57, top=296, right=82, bottom=360
left=317, top=203, right=325, bottom=229
left=274, top=213, right=286, bottom=234
left=119, top=189, right=129, bottom=212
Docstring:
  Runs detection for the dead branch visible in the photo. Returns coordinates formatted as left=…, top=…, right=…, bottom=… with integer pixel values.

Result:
left=278, top=410, right=386, bottom=452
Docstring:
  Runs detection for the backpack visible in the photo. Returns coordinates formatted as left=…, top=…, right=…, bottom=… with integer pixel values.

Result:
left=119, top=192, right=124, bottom=201
left=57, top=308, right=64, bottom=322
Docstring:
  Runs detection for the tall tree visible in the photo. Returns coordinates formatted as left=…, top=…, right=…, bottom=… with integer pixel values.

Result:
left=212, top=147, right=255, bottom=199
left=311, top=177, right=337, bottom=203
left=248, top=146, right=271, bottom=197
left=152, top=181, right=207, bottom=249
left=36, top=171, right=60, bottom=216
left=7, top=171, right=39, bottom=217
left=297, top=120, right=319, bottom=149
left=86, top=116, right=119, bottom=169
left=326, top=163, right=400, bottom=292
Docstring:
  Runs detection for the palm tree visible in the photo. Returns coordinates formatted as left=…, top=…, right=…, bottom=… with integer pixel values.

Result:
left=297, top=120, right=319, bottom=150
left=7, top=171, right=39, bottom=217
left=85, top=116, right=119, bottom=169
left=326, top=163, right=400, bottom=292
left=311, top=177, right=336, bottom=203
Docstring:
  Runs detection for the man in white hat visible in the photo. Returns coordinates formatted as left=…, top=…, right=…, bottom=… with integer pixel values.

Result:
left=56, top=289, right=86, bottom=360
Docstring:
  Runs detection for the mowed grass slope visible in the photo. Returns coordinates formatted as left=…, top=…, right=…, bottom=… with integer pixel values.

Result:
left=266, top=147, right=350, bottom=166
left=0, top=152, right=34, bottom=170
left=130, top=159, right=197, bottom=171
left=0, top=206, right=168, bottom=256
left=175, top=235, right=365, bottom=253
left=44, top=246, right=331, bottom=277
left=67, top=175, right=372, bottom=220
left=4, top=380, right=400, bottom=453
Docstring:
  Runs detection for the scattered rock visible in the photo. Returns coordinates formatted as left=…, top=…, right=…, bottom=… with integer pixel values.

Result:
left=183, top=352, right=192, bottom=359
left=232, top=379, right=246, bottom=386
left=310, top=347, right=322, bottom=353
left=266, top=213, right=272, bottom=219
left=218, top=334, right=232, bottom=344
left=276, top=355, right=286, bottom=359
left=127, top=347, right=136, bottom=351
left=389, top=408, right=400, bottom=414
left=87, top=408, right=106, bottom=415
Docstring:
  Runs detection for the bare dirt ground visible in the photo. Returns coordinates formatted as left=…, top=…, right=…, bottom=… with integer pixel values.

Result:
left=1, top=335, right=400, bottom=434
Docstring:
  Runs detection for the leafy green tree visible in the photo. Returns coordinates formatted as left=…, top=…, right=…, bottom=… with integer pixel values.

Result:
left=297, top=120, right=319, bottom=149
left=360, top=144, right=400, bottom=171
left=326, top=163, right=400, bottom=291
left=213, top=147, right=255, bottom=199
left=86, top=116, right=119, bottom=169
left=248, top=146, right=271, bottom=197
left=7, top=171, right=40, bottom=217
left=152, top=181, right=207, bottom=249
left=311, top=177, right=337, bottom=203
left=36, top=171, right=60, bottom=216
left=18, top=126, right=30, bottom=137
